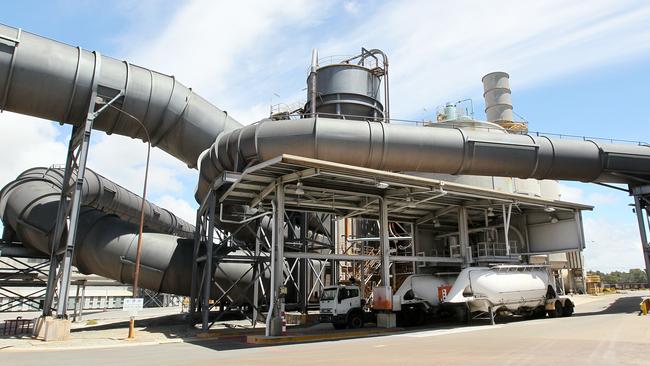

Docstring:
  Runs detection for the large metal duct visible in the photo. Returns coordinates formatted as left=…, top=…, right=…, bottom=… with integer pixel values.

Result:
left=0, top=24, right=242, bottom=168
left=0, top=169, right=263, bottom=298
left=197, top=117, right=650, bottom=200
left=2, top=23, right=650, bottom=300
left=0, top=167, right=194, bottom=239
left=482, top=71, right=513, bottom=123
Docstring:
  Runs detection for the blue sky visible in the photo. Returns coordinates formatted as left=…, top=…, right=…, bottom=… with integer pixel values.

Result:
left=1, top=0, right=649, bottom=272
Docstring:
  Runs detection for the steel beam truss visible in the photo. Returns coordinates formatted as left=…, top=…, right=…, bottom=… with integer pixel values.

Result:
left=0, top=254, right=50, bottom=312
left=41, top=59, right=125, bottom=318
left=188, top=185, right=338, bottom=332
left=190, top=158, right=503, bottom=334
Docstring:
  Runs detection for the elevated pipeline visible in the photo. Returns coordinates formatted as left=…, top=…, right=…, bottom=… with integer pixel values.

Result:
left=2, top=23, right=650, bottom=301
left=0, top=168, right=264, bottom=298
left=197, top=117, right=650, bottom=200
left=0, top=24, right=242, bottom=168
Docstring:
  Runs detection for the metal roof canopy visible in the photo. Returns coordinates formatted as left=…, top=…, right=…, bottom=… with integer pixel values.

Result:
left=213, top=154, right=592, bottom=224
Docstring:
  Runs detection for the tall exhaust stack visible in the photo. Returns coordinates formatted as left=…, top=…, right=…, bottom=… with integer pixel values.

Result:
left=482, top=71, right=513, bottom=123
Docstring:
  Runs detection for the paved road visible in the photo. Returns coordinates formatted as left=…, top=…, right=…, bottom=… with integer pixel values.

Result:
left=4, top=292, right=649, bottom=366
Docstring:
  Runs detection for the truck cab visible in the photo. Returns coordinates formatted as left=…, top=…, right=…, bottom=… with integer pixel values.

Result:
left=319, top=285, right=366, bottom=329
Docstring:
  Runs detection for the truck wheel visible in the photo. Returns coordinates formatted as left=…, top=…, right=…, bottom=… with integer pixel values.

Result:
left=332, top=322, right=347, bottom=330
left=530, top=307, right=546, bottom=319
left=547, top=301, right=562, bottom=318
left=562, top=300, right=574, bottom=317
left=348, top=313, right=364, bottom=329
left=454, top=307, right=468, bottom=323
left=408, top=308, right=426, bottom=326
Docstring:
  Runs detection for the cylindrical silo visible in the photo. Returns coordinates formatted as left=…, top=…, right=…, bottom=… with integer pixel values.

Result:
left=482, top=71, right=514, bottom=123
left=305, top=63, right=384, bottom=120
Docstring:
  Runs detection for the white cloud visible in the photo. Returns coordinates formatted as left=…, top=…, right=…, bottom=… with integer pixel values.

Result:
left=558, top=182, right=623, bottom=206
left=343, top=1, right=361, bottom=14
left=583, top=217, right=646, bottom=272
left=86, top=134, right=192, bottom=198
left=557, top=182, right=644, bottom=271
left=123, top=0, right=331, bottom=124
left=558, top=184, right=585, bottom=203
left=318, top=0, right=650, bottom=118
left=0, top=112, right=68, bottom=188
left=156, top=195, right=198, bottom=225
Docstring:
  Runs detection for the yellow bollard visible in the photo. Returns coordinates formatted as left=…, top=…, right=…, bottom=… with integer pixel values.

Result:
left=641, top=299, right=649, bottom=315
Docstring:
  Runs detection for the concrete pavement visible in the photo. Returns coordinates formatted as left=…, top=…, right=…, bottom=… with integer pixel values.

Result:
left=1, top=291, right=649, bottom=365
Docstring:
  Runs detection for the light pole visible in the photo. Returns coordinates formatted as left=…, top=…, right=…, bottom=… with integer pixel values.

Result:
left=108, top=105, right=151, bottom=340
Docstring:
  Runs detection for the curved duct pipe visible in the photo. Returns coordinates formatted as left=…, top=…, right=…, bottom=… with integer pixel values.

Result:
left=0, top=167, right=194, bottom=238
left=0, top=24, right=242, bottom=168
left=197, top=117, right=650, bottom=201
left=0, top=169, right=264, bottom=299
left=0, top=23, right=328, bottom=244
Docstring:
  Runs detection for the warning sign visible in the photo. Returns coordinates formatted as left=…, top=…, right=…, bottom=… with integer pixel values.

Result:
left=437, top=285, right=452, bottom=302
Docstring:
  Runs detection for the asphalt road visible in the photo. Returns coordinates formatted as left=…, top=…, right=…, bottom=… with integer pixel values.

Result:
left=4, top=292, right=649, bottom=366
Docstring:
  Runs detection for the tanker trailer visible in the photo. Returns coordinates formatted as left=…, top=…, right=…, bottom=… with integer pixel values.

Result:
left=319, top=273, right=456, bottom=329
left=443, top=265, right=574, bottom=324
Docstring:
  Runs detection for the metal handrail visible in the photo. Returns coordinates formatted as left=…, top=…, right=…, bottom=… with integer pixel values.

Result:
left=264, top=111, right=649, bottom=146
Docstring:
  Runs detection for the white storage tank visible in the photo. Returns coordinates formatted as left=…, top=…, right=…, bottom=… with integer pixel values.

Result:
left=444, top=266, right=552, bottom=313
left=392, top=274, right=456, bottom=311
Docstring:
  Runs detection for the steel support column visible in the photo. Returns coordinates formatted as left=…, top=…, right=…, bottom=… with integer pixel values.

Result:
left=201, top=195, right=216, bottom=331
left=252, top=226, right=262, bottom=326
left=502, top=204, right=513, bottom=256
left=268, top=183, right=286, bottom=336
left=299, top=212, right=308, bottom=313
left=330, top=215, right=339, bottom=285
left=379, top=198, right=390, bottom=287
left=55, top=114, right=95, bottom=316
left=42, top=53, right=109, bottom=318
left=458, top=206, right=470, bottom=268
left=633, top=192, right=650, bottom=288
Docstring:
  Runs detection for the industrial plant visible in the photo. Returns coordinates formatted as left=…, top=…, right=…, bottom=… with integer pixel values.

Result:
left=0, top=22, right=649, bottom=345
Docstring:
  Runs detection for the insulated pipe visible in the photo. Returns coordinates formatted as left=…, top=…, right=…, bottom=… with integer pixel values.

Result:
left=197, top=117, right=650, bottom=201
left=0, top=170, right=265, bottom=298
left=0, top=167, right=194, bottom=238
left=0, top=24, right=242, bottom=168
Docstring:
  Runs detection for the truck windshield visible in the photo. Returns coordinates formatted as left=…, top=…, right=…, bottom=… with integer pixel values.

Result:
left=321, top=288, right=337, bottom=301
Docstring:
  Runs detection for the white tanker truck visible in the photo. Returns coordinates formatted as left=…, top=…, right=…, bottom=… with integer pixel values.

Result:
left=443, top=265, right=574, bottom=323
left=320, top=265, right=574, bottom=329
left=319, top=273, right=456, bottom=329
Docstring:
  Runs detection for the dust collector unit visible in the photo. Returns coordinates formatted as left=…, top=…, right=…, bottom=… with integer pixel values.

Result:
left=305, top=49, right=386, bottom=120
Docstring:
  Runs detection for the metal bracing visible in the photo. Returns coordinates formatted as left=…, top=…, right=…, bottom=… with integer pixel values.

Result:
left=631, top=185, right=650, bottom=288
left=186, top=155, right=591, bottom=333
left=379, top=198, right=390, bottom=288
left=502, top=203, right=513, bottom=256
left=41, top=63, right=127, bottom=318
left=190, top=191, right=274, bottom=331
left=0, top=256, right=50, bottom=312
left=268, top=183, right=286, bottom=336
left=458, top=206, right=470, bottom=268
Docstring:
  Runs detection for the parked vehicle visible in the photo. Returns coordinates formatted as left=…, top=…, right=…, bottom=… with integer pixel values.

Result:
left=319, top=273, right=456, bottom=329
left=443, top=265, right=574, bottom=323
